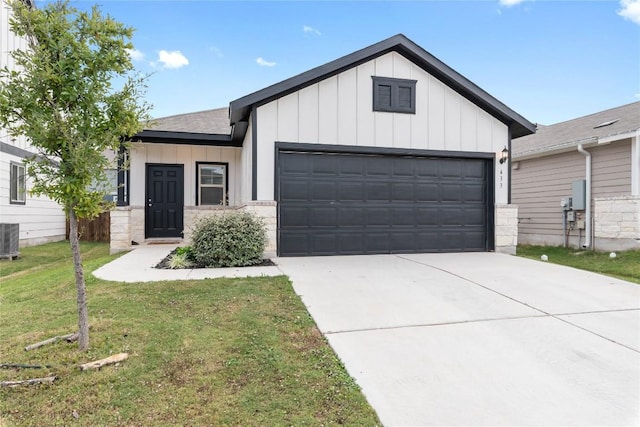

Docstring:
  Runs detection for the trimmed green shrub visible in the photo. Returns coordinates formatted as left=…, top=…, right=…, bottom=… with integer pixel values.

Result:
left=190, top=211, right=267, bottom=268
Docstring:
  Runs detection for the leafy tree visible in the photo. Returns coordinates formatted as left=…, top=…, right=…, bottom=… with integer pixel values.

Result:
left=0, top=0, right=150, bottom=350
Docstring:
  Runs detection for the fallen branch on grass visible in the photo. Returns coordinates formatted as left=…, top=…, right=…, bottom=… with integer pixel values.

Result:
left=0, top=363, right=52, bottom=369
left=79, top=353, right=128, bottom=371
left=0, top=376, right=56, bottom=387
left=24, top=333, right=78, bottom=351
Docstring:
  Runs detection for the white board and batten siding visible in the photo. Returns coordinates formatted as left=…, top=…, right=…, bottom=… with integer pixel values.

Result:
left=128, top=143, right=242, bottom=207
left=1, top=0, right=66, bottom=246
left=254, top=52, right=509, bottom=202
left=238, top=120, right=253, bottom=204
left=513, top=140, right=632, bottom=244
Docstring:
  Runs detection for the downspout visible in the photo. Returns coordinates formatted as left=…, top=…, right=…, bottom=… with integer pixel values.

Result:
left=577, top=144, right=592, bottom=248
left=507, top=127, right=512, bottom=204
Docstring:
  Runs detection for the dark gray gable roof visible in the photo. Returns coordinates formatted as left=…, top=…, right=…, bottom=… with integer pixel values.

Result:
left=147, top=108, right=231, bottom=134
left=229, top=33, right=535, bottom=138
left=513, top=101, right=640, bottom=158
left=133, top=108, right=244, bottom=147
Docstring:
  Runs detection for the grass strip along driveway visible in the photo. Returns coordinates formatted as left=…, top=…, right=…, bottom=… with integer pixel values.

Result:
left=0, top=242, right=380, bottom=426
left=517, top=245, right=640, bottom=284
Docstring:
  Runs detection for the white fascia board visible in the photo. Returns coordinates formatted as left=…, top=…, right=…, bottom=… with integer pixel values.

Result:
left=598, top=129, right=639, bottom=145
left=512, top=137, right=598, bottom=161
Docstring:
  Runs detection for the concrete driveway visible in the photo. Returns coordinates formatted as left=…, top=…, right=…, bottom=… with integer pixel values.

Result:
left=276, top=253, right=640, bottom=426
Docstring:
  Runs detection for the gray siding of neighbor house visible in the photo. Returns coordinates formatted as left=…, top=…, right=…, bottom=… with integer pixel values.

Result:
left=513, top=140, right=631, bottom=246
left=592, top=139, right=632, bottom=195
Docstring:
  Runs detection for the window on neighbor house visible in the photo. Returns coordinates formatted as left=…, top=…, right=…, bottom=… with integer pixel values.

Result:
left=10, top=161, right=26, bottom=204
left=372, top=76, right=417, bottom=114
left=197, top=163, right=227, bottom=206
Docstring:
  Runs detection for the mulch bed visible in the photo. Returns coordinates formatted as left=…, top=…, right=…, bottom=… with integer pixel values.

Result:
left=155, top=249, right=275, bottom=269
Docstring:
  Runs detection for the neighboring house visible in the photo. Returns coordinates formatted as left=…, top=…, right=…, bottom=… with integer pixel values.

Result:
left=0, top=0, right=66, bottom=247
left=512, top=101, right=640, bottom=250
left=111, top=34, right=535, bottom=256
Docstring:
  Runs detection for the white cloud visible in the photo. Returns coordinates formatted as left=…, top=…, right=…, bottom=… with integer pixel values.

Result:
left=256, top=57, right=276, bottom=67
left=499, top=0, right=527, bottom=6
left=303, top=25, right=322, bottom=36
left=126, top=48, right=145, bottom=61
left=618, top=0, right=640, bottom=25
left=157, top=50, right=189, bottom=69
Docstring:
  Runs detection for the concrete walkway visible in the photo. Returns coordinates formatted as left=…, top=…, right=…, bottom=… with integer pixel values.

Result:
left=276, top=253, right=640, bottom=426
left=92, top=245, right=282, bottom=282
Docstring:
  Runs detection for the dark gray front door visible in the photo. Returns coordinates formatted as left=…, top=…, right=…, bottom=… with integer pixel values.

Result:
left=145, top=164, right=184, bottom=238
left=277, top=149, right=493, bottom=256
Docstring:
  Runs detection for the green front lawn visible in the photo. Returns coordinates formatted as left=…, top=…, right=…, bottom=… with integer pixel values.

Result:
left=517, top=245, right=640, bottom=284
left=0, top=242, right=380, bottom=426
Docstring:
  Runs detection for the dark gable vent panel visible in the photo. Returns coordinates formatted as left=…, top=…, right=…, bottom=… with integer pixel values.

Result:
left=372, top=76, right=417, bottom=114
left=378, top=84, right=392, bottom=109
left=398, top=86, right=412, bottom=109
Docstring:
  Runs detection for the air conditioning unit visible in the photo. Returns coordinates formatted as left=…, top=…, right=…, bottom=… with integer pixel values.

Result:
left=0, top=223, right=20, bottom=259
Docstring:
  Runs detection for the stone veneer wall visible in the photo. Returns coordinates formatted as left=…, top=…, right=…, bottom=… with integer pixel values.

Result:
left=495, top=204, right=518, bottom=255
left=110, top=201, right=278, bottom=256
left=593, top=196, right=640, bottom=251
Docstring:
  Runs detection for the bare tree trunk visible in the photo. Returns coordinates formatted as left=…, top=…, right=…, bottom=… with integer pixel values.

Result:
left=68, top=208, right=89, bottom=350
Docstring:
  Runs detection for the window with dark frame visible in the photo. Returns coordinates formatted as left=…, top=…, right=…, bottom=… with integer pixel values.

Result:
left=10, top=161, right=26, bottom=205
left=197, top=162, right=227, bottom=206
left=372, top=76, right=417, bottom=114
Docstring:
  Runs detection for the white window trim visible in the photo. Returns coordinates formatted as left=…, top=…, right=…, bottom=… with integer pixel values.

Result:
left=10, top=161, right=26, bottom=205
left=197, top=162, right=228, bottom=206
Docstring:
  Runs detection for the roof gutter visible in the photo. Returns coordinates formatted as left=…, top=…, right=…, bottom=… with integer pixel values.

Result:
left=513, top=137, right=598, bottom=161
left=514, top=128, right=640, bottom=161
left=577, top=144, right=592, bottom=249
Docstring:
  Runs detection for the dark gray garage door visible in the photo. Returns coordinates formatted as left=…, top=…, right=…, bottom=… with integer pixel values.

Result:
left=277, top=149, right=493, bottom=256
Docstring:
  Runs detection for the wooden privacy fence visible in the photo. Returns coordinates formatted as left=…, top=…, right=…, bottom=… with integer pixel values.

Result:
left=66, top=211, right=110, bottom=243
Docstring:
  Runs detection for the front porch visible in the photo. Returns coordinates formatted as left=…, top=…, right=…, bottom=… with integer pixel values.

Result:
left=109, top=201, right=277, bottom=256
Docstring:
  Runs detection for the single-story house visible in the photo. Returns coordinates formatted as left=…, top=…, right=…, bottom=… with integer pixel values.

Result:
left=512, top=101, right=640, bottom=251
left=110, top=34, right=535, bottom=257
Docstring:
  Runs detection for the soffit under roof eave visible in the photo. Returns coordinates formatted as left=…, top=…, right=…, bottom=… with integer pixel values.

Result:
left=131, top=130, right=241, bottom=147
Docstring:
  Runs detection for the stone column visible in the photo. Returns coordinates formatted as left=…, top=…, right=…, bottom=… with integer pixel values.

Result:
left=495, top=204, right=518, bottom=255
left=109, top=207, right=131, bottom=254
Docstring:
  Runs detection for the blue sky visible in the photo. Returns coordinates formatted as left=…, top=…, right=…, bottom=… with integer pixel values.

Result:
left=56, top=0, right=640, bottom=125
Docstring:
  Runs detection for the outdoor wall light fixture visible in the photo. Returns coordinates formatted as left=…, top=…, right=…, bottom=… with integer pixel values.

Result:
left=499, top=147, right=509, bottom=164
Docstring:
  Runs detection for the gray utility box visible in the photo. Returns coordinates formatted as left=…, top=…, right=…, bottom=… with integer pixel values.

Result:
left=0, top=223, right=20, bottom=259
left=572, top=180, right=586, bottom=211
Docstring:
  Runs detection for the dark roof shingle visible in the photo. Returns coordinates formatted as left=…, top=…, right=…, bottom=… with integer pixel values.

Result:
left=146, top=107, right=231, bottom=135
